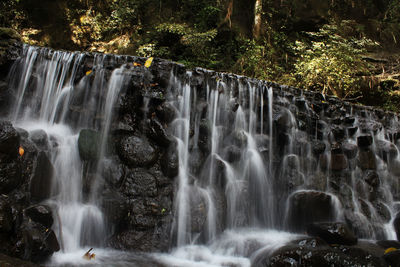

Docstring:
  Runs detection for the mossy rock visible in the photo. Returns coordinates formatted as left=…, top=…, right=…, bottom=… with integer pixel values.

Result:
left=78, top=129, right=101, bottom=161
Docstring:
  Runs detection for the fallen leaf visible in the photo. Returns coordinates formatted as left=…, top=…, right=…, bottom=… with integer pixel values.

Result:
left=19, top=147, right=24, bottom=156
left=385, top=247, right=397, bottom=254
left=133, top=62, right=141, bottom=67
left=144, top=57, right=154, bottom=68
left=86, top=70, right=92, bottom=76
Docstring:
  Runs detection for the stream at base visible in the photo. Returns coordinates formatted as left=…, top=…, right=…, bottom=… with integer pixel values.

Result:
left=47, top=229, right=301, bottom=267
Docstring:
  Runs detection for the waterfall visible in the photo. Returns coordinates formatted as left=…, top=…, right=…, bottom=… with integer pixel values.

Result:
left=4, top=44, right=400, bottom=266
left=7, top=45, right=130, bottom=252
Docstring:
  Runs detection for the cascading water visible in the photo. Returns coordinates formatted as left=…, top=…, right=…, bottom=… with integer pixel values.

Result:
left=7, top=45, right=131, bottom=258
left=4, top=44, right=400, bottom=266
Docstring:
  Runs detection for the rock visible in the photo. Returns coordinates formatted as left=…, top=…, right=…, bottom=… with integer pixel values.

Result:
left=78, top=129, right=100, bottom=161
left=383, top=249, right=400, bottom=267
left=224, top=145, right=242, bottom=162
left=30, top=152, right=54, bottom=202
left=394, top=212, right=400, bottom=241
left=155, top=101, right=176, bottom=123
left=342, top=143, right=358, bottom=159
left=122, top=168, right=157, bottom=197
left=306, top=222, right=358, bottom=245
left=312, top=141, right=326, bottom=156
left=100, top=158, right=126, bottom=187
left=0, top=253, right=41, bottom=267
left=29, top=129, right=49, bottom=151
left=358, top=149, right=376, bottom=170
left=373, top=202, right=391, bottom=222
left=286, top=191, right=336, bottom=232
left=263, top=239, right=385, bottom=267
left=0, top=196, right=12, bottom=232
left=0, top=121, right=19, bottom=157
left=357, top=134, right=373, bottom=148
left=0, top=160, right=22, bottom=194
left=376, top=240, right=400, bottom=249
left=147, top=118, right=172, bottom=147
left=363, top=170, right=380, bottom=187
left=330, top=154, right=348, bottom=171
left=24, top=205, right=53, bottom=228
left=118, top=135, right=159, bottom=167
left=160, top=143, right=179, bottom=178
left=17, top=220, right=60, bottom=262
left=375, top=139, right=398, bottom=161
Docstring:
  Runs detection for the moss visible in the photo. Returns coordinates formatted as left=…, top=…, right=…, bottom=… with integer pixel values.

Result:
left=0, top=27, right=21, bottom=42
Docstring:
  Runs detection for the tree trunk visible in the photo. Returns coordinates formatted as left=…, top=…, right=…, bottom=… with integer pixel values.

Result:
left=253, top=0, right=262, bottom=38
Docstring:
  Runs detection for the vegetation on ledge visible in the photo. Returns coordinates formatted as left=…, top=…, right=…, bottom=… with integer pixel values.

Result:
left=1, top=0, right=400, bottom=111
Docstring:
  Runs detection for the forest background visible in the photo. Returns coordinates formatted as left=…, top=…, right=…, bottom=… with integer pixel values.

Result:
left=1, top=0, right=400, bottom=111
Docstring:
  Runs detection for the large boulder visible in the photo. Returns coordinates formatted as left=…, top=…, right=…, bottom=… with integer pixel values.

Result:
left=15, top=220, right=60, bottom=263
left=117, top=135, right=159, bottom=167
left=286, top=190, right=336, bottom=232
left=306, top=222, right=358, bottom=245
left=30, top=152, right=54, bottom=202
left=24, top=205, right=53, bottom=228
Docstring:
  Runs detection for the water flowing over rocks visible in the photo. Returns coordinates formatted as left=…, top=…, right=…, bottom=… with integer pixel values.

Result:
left=1, top=36, right=400, bottom=266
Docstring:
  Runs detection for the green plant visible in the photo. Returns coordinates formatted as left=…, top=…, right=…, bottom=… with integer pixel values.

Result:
left=293, top=22, right=378, bottom=98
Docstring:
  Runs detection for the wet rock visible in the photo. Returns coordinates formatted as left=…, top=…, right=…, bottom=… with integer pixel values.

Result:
left=24, top=205, right=53, bottom=228
left=0, top=160, right=22, bottom=194
left=0, top=253, right=41, bottom=267
left=0, top=196, right=12, bottom=232
left=383, top=249, right=400, bottom=267
left=17, top=220, right=60, bottom=262
left=357, top=134, right=373, bottom=148
left=312, top=141, right=326, bottom=156
left=393, top=212, right=400, bottom=241
left=147, top=118, right=172, bottom=147
left=224, top=145, right=242, bottom=163
left=30, top=151, right=54, bottom=202
left=29, top=129, right=49, bottom=151
left=342, top=143, right=358, bottom=159
left=100, top=158, right=126, bottom=187
left=330, top=154, right=348, bottom=171
left=160, top=142, right=179, bottom=178
left=363, top=170, right=380, bottom=187
left=347, top=126, right=358, bottom=137
left=188, top=148, right=205, bottom=175
left=286, top=191, right=336, bottom=232
left=123, top=168, right=157, bottom=197
left=344, top=210, right=374, bottom=239
left=375, top=139, right=398, bottom=161
left=263, top=239, right=385, bottom=267
left=306, top=222, right=358, bottom=245
left=118, top=135, right=158, bottom=167
left=358, top=149, right=376, bottom=170
left=331, top=126, right=345, bottom=141
left=108, top=228, right=170, bottom=253
left=0, top=121, right=20, bottom=157
left=78, top=129, right=100, bottom=161
left=376, top=240, right=400, bottom=249
left=274, top=109, right=294, bottom=133
left=155, top=101, right=176, bottom=123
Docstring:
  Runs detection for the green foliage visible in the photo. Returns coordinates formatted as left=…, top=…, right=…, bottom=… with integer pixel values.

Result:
left=293, top=22, right=377, bottom=98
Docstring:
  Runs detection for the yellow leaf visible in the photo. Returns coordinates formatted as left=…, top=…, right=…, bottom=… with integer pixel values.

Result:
left=133, top=62, right=141, bottom=67
left=144, top=57, right=154, bottom=68
left=385, top=247, right=397, bottom=254
left=19, top=147, right=24, bottom=156
left=86, top=70, right=92, bottom=76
